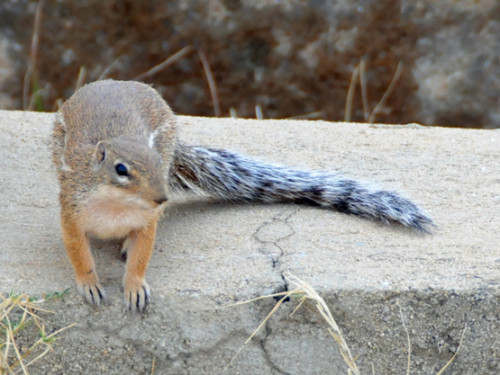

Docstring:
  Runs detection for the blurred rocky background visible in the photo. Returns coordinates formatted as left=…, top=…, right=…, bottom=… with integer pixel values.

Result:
left=0, top=0, right=498, bottom=128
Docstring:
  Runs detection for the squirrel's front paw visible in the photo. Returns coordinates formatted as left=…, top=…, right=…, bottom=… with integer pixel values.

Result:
left=77, top=282, right=106, bottom=306
left=124, top=277, right=150, bottom=313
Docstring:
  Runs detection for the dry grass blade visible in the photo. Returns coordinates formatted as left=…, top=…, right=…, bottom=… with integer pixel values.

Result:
left=18, top=322, right=76, bottom=371
left=229, top=107, right=238, bottom=118
left=133, top=45, right=193, bottom=81
left=435, top=324, right=467, bottom=375
left=74, top=66, right=87, bottom=91
left=368, top=61, right=403, bottom=123
left=222, top=288, right=296, bottom=372
left=4, top=314, right=27, bottom=375
left=150, top=356, right=156, bottom=375
left=286, top=273, right=360, bottom=375
left=98, top=58, right=121, bottom=81
left=198, top=49, right=221, bottom=117
left=23, top=0, right=45, bottom=110
left=359, top=57, right=370, bottom=121
left=222, top=273, right=360, bottom=375
left=345, top=65, right=360, bottom=122
left=0, top=293, right=76, bottom=375
left=255, top=105, right=263, bottom=120
left=397, top=303, right=411, bottom=375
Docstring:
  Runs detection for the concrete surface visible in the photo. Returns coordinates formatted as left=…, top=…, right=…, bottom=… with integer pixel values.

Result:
left=0, top=110, right=498, bottom=374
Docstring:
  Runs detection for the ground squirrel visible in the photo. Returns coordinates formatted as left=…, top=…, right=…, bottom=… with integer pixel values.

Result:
left=52, top=79, right=433, bottom=312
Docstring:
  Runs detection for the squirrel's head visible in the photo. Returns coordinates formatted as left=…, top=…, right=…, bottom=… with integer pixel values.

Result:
left=91, top=139, right=168, bottom=210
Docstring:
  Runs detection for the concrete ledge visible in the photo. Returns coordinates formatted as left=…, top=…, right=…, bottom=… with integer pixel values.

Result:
left=0, top=110, right=498, bottom=374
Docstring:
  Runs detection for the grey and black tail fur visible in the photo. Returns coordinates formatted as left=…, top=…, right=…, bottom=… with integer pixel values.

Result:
left=169, top=144, right=434, bottom=233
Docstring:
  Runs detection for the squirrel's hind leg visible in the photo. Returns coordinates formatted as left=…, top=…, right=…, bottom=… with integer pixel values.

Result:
left=120, top=237, right=132, bottom=261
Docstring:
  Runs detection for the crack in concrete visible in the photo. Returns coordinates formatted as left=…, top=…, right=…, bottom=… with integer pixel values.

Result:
left=252, top=208, right=299, bottom=269
left=120, top=327, right=261, bottom=372
left=252, top=207, right=301, bottom=296
left=260, top=319, right=291, bottom=375
left=250, top=207, right=301, bottom=373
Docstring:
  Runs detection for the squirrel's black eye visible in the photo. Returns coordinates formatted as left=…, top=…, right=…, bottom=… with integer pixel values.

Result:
left=115, top=163, right=129, bottom=177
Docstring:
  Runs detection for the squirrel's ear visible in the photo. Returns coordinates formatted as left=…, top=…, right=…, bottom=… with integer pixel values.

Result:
left=95, top=141, right=108, bottom=162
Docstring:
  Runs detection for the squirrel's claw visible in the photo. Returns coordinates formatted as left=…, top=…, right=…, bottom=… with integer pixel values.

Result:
left=124, top=279, right=150, bottom=313
left=78, top=283, right=106, bottom=307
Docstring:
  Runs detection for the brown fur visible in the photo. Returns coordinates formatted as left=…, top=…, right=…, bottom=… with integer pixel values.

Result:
left=52, top=80, right=174, bottom=312
left=53, top=79, right=433, bottom=313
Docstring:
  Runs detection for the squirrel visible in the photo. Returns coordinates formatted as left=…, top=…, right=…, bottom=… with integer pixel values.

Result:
left=52, top=79, right=434, bottom=312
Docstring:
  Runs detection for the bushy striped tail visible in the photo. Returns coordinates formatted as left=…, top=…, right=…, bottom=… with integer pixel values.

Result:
left=169, top=144, right=434, bottom=233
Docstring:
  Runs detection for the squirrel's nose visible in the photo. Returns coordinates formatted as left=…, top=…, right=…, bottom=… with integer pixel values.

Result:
left=154, top=195, right=168, bottom=205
